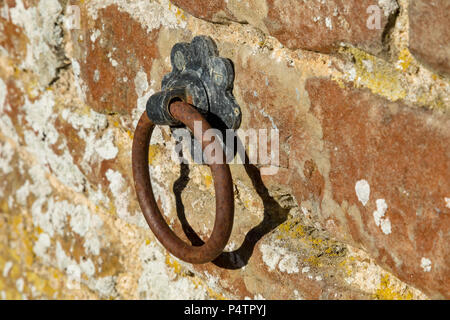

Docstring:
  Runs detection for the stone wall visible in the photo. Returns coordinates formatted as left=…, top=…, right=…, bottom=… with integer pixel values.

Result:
left=0, top=0, right=448, bottom=300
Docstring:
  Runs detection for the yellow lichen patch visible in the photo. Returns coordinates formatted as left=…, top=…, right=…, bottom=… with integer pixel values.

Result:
left=3, top=288, right=22, bottom=300
left=9, top=264, right=21, bottom=279
left=168, top=2, right=187, bottom=21
left=305, top=255, right=323, bottom=268
left=338, top=259, right=353, bottom=276
left=331, top=75, right=346, bottom=89
left=107, top=200, right=117, bottom=216
left=148, top=145, right=160, bottom=165
left=416, top=92, right=447, bottom=111
left=396, top=48, right=414, bottom=72
left=24, top=79, right=40, bottom=100
left=341, top=47, right=407, bottom=101
left=275, top=218, right=349, bottom=274
left=0, top=199, right=9, bottom=213
left=23, top=237, right=35, bottom=267
left=374, top=275, right=414, bottom=300
left=162, top=252, right=229, bottom=300
left=276, top=219, right=338, bottom=252
left=276, top=220, right=305, bottom=240
left=53, top=270, right=60, bottom=280
left=204, top=174, right=213, bottom=188
left=12, top=215, right=23, bottom=234
left=191, top=278, right=228, bottom=301
left=25, top=271, right=57, bottom=298
left=165, top=254, right=182, bottom=275
left=175, top=8, right=186, bottom=21
left=205, top=286, right=227, bottom=300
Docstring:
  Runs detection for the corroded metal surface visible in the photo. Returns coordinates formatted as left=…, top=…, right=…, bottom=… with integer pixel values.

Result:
left=132, top=101, right=234, bottom=264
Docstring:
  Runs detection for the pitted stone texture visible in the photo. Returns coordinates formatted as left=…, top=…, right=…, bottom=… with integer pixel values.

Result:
left=2, top=0, right=445, bottom=301
left=71, top=5, right=160, bottom=114
left=172, top=0, right=399, bottom=55
left=264, top=0, right=398, bottom=55
left=303, top=78, right=450, bottom=299
left=409, top=0, right=450, bottom=77
left=170, top=0, right=238, bottom=23
left=0, top=0, right=67, bottom=87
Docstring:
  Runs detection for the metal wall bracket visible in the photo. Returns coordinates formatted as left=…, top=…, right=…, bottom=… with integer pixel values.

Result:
left=146, top=36, right=241, bottom=131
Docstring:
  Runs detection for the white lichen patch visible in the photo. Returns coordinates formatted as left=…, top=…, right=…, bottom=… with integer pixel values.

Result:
left=355, top=180, right=370, bottom=206
left=105, top=169, right=146, bottom=227
left=80, top=258, right=96, bottom=277
left=377, top=0, right=399, bottom=17
left=33, top=233, right=51, bottom=262
left=0, top=140, right=14, bottom=174
left=133, top=70, right=155, bottom=129
left=344, top=254, right=383, bottom=292
left=260, top=243, right=299, bottom=274
left=95, top=130, right=119, bottom=160
left=0, top=79, right=15, bottom=142
left=21, top=91, right=87, bottom=193
left=16, top=278, right=25, bottom=292
left=2, top=261, right=13, bottom=278
left=71, top=59, right=88, bottom=102
left=86, top=0, right=186, bottom=33
left=0, top=78, right=6, bottom=108
left=420, top=258, right=432, bottom=273
left=107, top=52, right=119, bottom=67
left=31, top=197, right=68, bottom=238
left=16, top=158, right=103, bottom=258
left=362, top=59, right=373, bottom=73
left=445, top=198, right=450, bottom=209
left=148, top=162, right=177, bottom=219
left=55, top=241, right=117, bottom=297
left=61, top=107, right=118, bottom=173
left=16, top=181, right=31, bottom=206
left=31, top=195, right=103, bottom=255
left=343, top=246, right=427, bottom=299
left=8, top=0, right=64, bottom=86
left=138, top=242, right=207, bottom=299
left=28, top=165, right=52, bottom=199
left=293, top=290, right=304, bottom=300
left=90, top=29, right=101, bottom=43
left=93, top=69, right=100, bottom=83
left=373, top=199, right=391, bottom=235
left=325, top=17, right=332, bottom=30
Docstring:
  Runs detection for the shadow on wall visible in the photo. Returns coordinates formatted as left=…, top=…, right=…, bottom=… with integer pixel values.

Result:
left=173, top=148, right=290, bottom=270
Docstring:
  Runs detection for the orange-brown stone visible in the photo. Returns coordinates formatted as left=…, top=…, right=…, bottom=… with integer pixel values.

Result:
left=304, top=78, right=450, bottom=299
left=73, top=5, right=160, bottom=114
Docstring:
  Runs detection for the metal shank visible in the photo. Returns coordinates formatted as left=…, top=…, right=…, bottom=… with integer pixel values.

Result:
left=132, top=101, right=234, bottom=264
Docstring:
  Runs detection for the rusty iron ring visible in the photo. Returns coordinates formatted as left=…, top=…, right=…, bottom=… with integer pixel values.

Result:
left=132, top=101, right=234, bottom=264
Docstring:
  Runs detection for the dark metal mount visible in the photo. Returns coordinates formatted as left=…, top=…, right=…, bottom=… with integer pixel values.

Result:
left=146, top=36, right=241, bottom=131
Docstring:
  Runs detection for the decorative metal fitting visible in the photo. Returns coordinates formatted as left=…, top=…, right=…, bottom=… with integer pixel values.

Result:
left=132, top=36, right=239, bottom=264
left=146, top=36, right=241, bottom=131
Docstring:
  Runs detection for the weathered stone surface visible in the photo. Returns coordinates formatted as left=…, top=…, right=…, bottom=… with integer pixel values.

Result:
left=264, top=0, right=398, bottom=55
left=0, top=0, right=67, bottom=86
left=409, top=0, right=450, bottom=77
left=170, top=0, right=238, bottom=23
left=303, top=78, right=450, bottom=299
left=1, top=0, right=448, bottom=300
left=172, top=0, right=399, bottom=55
left=72, top=4, right=161, bottom=114
left=246, top=65, right=450, bottom=297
